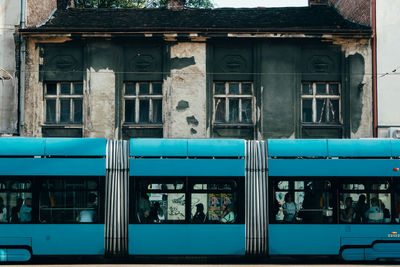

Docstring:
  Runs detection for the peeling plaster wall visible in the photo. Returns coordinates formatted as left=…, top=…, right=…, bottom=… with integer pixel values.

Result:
left=338, top=40, right=373, bottom=138
left=27, top=0, right=57, bottom=26
left=0, top=0, right=19, bottom=134
left=23, top=39, right=43, bottom=137
left=164, top=42, right=207, bottom=138
left=85, top=42, right=118, bottom=139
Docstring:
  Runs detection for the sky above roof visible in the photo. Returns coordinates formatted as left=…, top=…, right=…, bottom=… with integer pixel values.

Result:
left=213, top=0, right=308, bottom=8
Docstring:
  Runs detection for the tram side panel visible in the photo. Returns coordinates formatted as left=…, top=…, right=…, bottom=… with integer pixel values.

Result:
left=267, top=139, right=400, bottom=261
left=128, top=139, right=246, bottom=256
left=0, top=138, right=106, bottom=262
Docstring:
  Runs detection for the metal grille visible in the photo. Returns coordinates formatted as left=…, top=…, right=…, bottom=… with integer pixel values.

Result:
left=105, top=140, right=129, bottom=256
left=245, top=140, right=268, bottom=255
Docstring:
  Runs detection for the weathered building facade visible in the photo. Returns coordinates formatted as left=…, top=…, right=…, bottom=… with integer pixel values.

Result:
left=19, top=0, right=373, bottom=140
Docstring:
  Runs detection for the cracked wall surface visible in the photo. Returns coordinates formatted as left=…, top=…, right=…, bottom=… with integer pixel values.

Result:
left=164, top=42, right=207, bottom=138
left=0, top=0, right=20, bottom=134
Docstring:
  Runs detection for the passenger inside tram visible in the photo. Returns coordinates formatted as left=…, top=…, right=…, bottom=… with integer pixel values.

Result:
left=192, top=203, right=207, bottom=223
left=282, top=193, right=297, bottom=223
left=220, top=204, right=235, bottom=223
left=340, top=196, right=354, bottom=223
left=0, top=197, right=7, bottom=222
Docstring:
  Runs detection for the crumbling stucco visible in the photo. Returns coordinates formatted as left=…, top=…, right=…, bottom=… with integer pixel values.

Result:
left=164, top=42, right=207, bottom=138
left=27, top=0, right=57, bottom=27
left=0, top=0, right=19, bottom=134
left=23, top=39, right=43, bottom=137
left=338, top=40, right=373, bottom=138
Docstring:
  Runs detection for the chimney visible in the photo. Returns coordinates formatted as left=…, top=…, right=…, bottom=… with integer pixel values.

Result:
left=168, top=0, right=185, bottom=10
left=309, top=0, right=329, bottom=5
left=57, top=0, right=71, bottom=9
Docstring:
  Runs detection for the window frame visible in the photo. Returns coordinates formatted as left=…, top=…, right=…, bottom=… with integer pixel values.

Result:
left=132, top=176, right=244, bottom=224
left=271, top=177, right=334, bottom=224
left=213, top=81, right=255, bottom=126
left=0, top=178, right=33, bottom=224
left=301, top=82, right=341, bottom=124
left=44, top=82, right=84, bottom=125
left=123, top=81, right=163, bottom=126
left=38, top=176, right=102, bottom=224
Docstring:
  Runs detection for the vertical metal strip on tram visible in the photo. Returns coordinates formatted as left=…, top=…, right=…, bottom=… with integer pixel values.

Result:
left=105, top=140, right=129, bottom=256
left=245, top=140, right=268, bottom=255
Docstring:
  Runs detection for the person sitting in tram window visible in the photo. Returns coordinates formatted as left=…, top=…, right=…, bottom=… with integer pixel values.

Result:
left=366, top=197, right=383, bottom=223
left=0, top=197, right=7, bottom=223
left=220, top=204, right=235, bottom=223
left=340, top=197, right=354, bottom=223
left=149, top=202, right=164, bottom=223
left=19, top=198, right=32, bottom=223
left=282, top=193, right=297, bottom=223
left=137, top=192, right=151, bottom=223
left=353, top=194, right=368, bottom=223
left=79, top=193, right=98, bottom=223
left=192, top=203, right=207, bottom=223
left=11, top=198, right=23, bottom=223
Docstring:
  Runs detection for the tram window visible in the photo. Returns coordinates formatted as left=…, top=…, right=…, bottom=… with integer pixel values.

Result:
left=395, top=184, right=400, bottom=223
left=136, top=178, right=185, bottom=223
left=11, top=181, right=31, bottom=190
left=278, top=181, right=289, bottom=190
left=191, top=192, right=237, bottom=223
left=190, top=179, right=239, bottom=224
left=342, top=184, right=365, bottom=190
left=39, top=178, right=100, bottom=223
left=0, top=179, right=32, bottom=223
left=273, top=179, right=333, bottom=224
left=340, top=181, right=391, bottom=224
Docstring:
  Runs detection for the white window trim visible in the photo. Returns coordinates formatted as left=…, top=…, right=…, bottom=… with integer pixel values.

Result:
left=123, top=82, right=163, bottom=125
left=213, top=82, right=255, bottom=125
left=301, top=82, right=341, bottom=124
left=44, top=82, right=83, bottom=125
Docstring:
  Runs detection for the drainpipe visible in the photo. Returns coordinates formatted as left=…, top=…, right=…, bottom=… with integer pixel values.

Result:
left=372, top=0, right=377, bottom=137
left=18, top=0, right=26, bottom=136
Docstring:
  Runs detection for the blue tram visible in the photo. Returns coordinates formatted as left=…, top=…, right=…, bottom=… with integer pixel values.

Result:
left=0, top=137, right=399, bottom=262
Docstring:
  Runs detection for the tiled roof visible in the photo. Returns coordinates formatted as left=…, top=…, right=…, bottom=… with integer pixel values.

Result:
left=21, top=5, right=371, bottom=34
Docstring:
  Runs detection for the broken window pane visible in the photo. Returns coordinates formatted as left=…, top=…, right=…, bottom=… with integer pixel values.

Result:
left=139, top=99, right=150, bottom=123
left=229, top=83, right=240, bottom=94
left=302, top=83, right=312, bottom=95
left=73, top=99, right=83, bottom=123
left=229, top=99, right=239, bottom=122
left=242, top=83, right=252, bottom=95
left=329, top=83, right=339, bottom=95
left=46, top=100, right=56, bottom=123
left=60, top=99, right=71, bottom=123
left=152, top=99, right=162, bottom=124
left=125, top=100, right=135, bottom=123
left=47, top=83, right=57, bottom=95
left=316, top=83, right=327, bottom=95
left=241, top=99, right=252, bottom=123
left=328, top=99, right=339, bottom=123
left=302, top=99, right=312, bottom=122
left=215, top=83, right=225, bottom=95
left=152, top=83, right=162, bottom=95
left=215, top=98, right=226, bottom=123
left=125, top=83, right=136, bottom=95
left=316, top=99, right=327, bottom=123
left=139, top=83, right=150, bottom=95
left=60, top=83, right=71, bottom=95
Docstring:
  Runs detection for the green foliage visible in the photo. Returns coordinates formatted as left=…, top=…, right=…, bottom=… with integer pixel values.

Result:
left=74, top=0, right=213, bottom=8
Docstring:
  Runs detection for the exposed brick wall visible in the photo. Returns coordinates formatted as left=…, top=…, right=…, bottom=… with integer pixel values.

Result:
left=27, top=0, right=57, bottom=26
left=328, top=0, right=371, bottom=26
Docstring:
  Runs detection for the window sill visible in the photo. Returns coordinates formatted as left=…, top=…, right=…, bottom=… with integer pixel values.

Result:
left=123, top=124, right=163, bottom=128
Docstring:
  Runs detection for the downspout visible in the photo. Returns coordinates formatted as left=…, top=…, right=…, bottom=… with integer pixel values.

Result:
left=372, top=0, right=377, bottom=137
left=18, top=0, right=26, bottom=136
